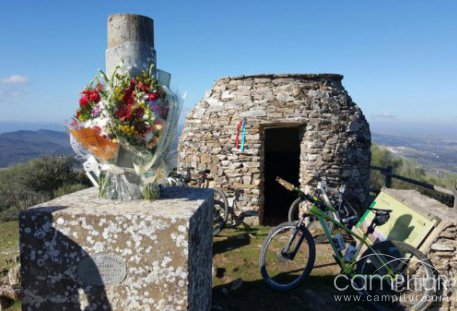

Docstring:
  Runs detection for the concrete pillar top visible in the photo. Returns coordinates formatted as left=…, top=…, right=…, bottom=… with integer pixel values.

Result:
left=107, top=14, right=154, bottom=49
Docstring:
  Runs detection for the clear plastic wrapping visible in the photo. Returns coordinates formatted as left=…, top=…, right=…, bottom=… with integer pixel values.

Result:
left=69, top=63, right=183, bottom=200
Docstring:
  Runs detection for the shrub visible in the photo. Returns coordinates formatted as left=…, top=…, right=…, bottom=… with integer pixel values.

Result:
left=0, top=155, right=89, bottom=213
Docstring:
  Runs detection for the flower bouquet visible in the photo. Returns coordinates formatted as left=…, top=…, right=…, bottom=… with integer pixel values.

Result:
left=69, top=63, right=181, bottom=200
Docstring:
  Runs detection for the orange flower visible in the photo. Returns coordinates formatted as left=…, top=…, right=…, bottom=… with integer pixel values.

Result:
left=69, top=127, right=119, bottom=161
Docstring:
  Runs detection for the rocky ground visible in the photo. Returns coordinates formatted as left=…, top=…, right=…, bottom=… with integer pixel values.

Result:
left=0, top=221, right=20, bottom=310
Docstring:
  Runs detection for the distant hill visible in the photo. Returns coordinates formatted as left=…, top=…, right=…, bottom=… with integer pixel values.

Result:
left=0, top=121, right=64, bottom=134
left=0, top=130, right=72, bottom=167
left=372, top=133, right=457, bottom=174
left=1, top=126, right=454, bottom=174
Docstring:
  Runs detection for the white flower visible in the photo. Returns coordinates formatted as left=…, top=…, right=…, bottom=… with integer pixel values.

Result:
left=144, top=132, right=154, bottom=143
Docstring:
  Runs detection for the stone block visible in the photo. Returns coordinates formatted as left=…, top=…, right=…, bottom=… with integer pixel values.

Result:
left=20, top=187, right=213, bottom=311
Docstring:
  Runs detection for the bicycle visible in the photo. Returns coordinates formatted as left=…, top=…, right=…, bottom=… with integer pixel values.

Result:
left=221, top=189, right=259, bottom=228
left=165, top=166, right=229, bottom=235
left=287, top=178, right=361, bottom=243
left=260, top=176, right=436, bottom=311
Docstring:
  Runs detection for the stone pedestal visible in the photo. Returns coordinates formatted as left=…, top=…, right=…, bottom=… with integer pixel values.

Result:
left=19, top=187, right=213, bottom=311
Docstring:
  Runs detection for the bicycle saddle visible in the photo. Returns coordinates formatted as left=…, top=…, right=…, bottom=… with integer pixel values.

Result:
left=199, top=169, right=211, bottom=175
left=368, top=208, right=392, bottom=226
left=368, top=207, right=392, bottom=215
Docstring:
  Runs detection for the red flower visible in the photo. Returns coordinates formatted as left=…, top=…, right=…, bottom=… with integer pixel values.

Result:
left=136, top=107, right=144, bottom=118
left=137, top=81, right=144, bottom=90
left=88, top=91, right=100, bottom=103
left=130, top=79, right=137, bottom=88
left=148, top=92, right=159, bottom=101
left=123, top=89, right=135, bottom=105
left=116, top=104, right=134, bottom=121
left=79, top=96, right=89, bottom=107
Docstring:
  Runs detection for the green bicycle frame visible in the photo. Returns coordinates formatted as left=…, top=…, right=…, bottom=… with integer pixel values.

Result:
left=306, top=202, right=397, bottom=278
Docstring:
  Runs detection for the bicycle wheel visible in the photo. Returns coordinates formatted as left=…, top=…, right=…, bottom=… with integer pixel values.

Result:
left=288, top=198, right=334, bottom=243
left=213, top=199, right=227, bottom=236
left=355, top=240, right=436, bottom=311
left=212, top=188, right=229, bottom=236
left=260, top=222, right=316, bottom=291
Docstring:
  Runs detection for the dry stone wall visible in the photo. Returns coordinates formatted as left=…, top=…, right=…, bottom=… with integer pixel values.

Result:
left=179, top=74, right=371, bottom=222
left=428, top=225, right=457, bottom=311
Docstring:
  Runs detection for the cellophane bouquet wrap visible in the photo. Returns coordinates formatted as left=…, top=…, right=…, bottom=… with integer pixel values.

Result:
left=69, top=63, right=182, bottom=200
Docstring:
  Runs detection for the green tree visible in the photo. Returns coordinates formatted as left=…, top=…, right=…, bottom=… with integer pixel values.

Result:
left=0, top=156, right=89, bottom=213
left=370, top=144, right=457, bottom=206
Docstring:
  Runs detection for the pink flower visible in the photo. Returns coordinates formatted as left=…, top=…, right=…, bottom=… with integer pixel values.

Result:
left=148, top=92, right=159, bottom=101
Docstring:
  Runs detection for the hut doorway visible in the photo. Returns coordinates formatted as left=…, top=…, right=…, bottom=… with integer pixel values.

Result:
left=262, top=126, right=301, bottom=225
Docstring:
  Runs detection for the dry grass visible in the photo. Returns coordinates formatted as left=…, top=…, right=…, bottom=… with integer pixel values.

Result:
left=212, top=225, right=368, bottom=311
left=0, top=221, right=19, bottom=277
left=0, top=221, right=20, bottom=310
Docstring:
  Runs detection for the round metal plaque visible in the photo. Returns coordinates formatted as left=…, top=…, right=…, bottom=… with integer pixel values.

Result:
left=77, top=254, right=127, bottom=286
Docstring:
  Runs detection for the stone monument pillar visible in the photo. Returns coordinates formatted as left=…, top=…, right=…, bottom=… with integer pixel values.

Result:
left=105, top=14, right=157, bottom=196
left=106, top=14, right=171, bottom=87
left=106, top=14, right=156, bottom=78
left=19, top=14, right=212, bottom=311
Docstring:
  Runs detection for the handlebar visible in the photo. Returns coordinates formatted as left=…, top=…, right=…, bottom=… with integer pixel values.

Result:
left=275, top=177, right=296, bottom=192
left=170, top=167, right=214, bottom=185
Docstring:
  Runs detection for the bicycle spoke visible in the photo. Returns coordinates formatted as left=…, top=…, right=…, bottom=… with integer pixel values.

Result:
left=356, top=241, right=436, bottom=311
left=261, top=224, right=315, bottom=290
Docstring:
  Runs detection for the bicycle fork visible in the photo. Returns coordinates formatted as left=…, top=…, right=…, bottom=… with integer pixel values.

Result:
left=281, top=220, right=307, bottom=260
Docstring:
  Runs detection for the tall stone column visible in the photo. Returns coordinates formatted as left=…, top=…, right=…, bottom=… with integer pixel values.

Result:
left=105, top=14, right=158, bottom=195
left=106, top=14, right=156, bottom=78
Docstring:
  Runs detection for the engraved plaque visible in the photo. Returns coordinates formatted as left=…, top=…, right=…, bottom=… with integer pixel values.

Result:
left=77, top=254, right=127, bottom=286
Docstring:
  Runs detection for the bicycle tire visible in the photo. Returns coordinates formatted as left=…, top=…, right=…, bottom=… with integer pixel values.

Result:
left=287, top=198, right=334, bottom=243
left=355, top=240, right=436, bottom=311
left=212, top=199, right=227, bottom=236
left=212, top=188, right=229, bottom=235
left=260, top=222, right=316, bottom=291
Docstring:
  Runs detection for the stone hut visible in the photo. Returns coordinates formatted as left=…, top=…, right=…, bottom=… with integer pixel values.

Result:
left=179, top=74, right=371, bottom=224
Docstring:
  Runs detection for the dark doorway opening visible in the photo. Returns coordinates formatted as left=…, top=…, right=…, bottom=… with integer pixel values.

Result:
left=263, top=127, right=301, bottom=225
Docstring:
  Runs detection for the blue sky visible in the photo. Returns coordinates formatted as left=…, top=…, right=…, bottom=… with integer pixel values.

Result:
left=0, top=1, right=456, bottom=137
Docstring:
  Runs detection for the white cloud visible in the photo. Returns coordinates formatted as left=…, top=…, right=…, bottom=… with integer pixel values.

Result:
left=10, top=92, right=22, bottom=97
left=372, top=112, right=397, bottom=119
left=0, top=89, right=27, bottom=104
left=0, top=75, right=30, bottom=104
left=1, top=75, right=29, bottom=85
